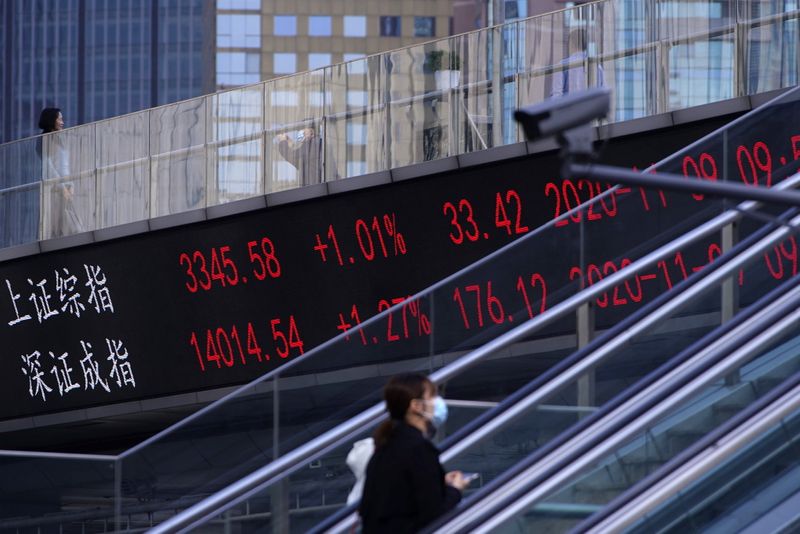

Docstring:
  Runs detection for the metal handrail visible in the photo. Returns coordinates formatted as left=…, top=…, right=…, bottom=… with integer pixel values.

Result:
left=434, top=264, right=800, bottom=533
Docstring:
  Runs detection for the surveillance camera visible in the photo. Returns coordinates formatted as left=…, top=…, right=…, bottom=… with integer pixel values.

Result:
left=514, top=88, right=610, bottom=142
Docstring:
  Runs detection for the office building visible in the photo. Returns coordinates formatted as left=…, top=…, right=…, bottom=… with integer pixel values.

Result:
left=0, top=0, right=215, bottom=144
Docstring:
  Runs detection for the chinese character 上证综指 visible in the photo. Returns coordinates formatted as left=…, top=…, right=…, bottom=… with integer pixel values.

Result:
left=84, top=264, right=114, bottom=314
left=49, top=350, right=80, bottom=396
left=5, top=279, right=32, bottom=326
left=106, top=338, right=135, bottom=388
left=55, top=267, right=85, bottom=318
left=21, top=351, right=53, bottom=401
left=79, top=340, right=110, bottom=393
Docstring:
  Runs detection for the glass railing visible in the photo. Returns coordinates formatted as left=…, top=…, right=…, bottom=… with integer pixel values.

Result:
left=474, top=289, right=800, bottom=534
left=0, top=450, right=117, bottom=531
left=1, top=0, right=799, bottom=249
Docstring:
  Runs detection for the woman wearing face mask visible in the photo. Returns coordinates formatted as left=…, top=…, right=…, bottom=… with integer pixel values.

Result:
left=359, top=373, right=470, bottom=533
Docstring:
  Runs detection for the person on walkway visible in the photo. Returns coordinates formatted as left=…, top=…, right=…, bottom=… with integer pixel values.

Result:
left=276, top=126, right=333, bottom=185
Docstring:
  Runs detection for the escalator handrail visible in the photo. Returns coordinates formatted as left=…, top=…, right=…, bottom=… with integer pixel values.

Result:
left=431, top=271, right=800, bottom=533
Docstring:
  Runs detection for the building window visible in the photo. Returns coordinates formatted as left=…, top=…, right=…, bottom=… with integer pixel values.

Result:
left=504, top=1, right=518, bottom=19
left=308, top=53, right=332, bottom=70
left=274, top=15, right=297, bottom=36
left=347, top=90, right=368, bottom=107
left=344, top=15, right=367, bottom=37
left=380, top=16, right=401, bottom=37
left=309, top=91, right=332, bottom=107
left=347, top=122, right=368, bottom=145
left=346, top=161, right=367, bottom=177
left=270, top=91, right=298, bottom=106
left=414, top=16, right=435, bottom=37
left=217, top=14, right=261, bottom=47
left=218, top=0, right=260, bottom=8
left=309, top=16, right=332, bottom=36
left=217, top=52, right=260, bottom=86
left=344, top=53, right=366, bottom=74
left=273, top=52, right=296, bottom=74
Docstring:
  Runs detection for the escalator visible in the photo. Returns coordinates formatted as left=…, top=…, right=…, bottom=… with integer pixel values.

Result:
left=426, top=278, right=800, bottom=533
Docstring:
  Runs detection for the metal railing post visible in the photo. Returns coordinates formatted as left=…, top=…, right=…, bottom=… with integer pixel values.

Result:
left=271, top=377, right=289, bottom=534
left=493, top=24, right=504, bottom=149
left=722, top=219, right=741, bottom=386
left=576, top=301, right=596, bottom=410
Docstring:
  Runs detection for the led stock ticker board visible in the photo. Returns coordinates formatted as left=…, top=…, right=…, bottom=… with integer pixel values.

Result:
left=3, top=109, right=800, bottom=422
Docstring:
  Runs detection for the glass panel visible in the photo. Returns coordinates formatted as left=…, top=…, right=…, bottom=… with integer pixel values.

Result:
left=150, top=97, right=207, bottom=216
left=0, top=452, right=117, bottom=530
left=667, top=30, right=735, bottom=111
left=451, top=27, right=496, bottom=154
left=265, top=72, right=328, bottom=191
left=41, top=124, right=96, bottom=239
left=627, top=393, right=800, bottom=533
left=326, top=56, right=386, bottom=179
left=744, top=9, right=800, bottom=94
left=386, top=37, right=463, bottom=167
left=96, top=111, right=149, bottom=228
left=0, top=137, right=41, bottom=246
left=519, top=4, right=613, bottom=111
left=207, top=84, right=265, bottom=206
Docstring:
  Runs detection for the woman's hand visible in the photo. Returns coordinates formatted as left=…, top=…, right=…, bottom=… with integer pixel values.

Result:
left=445, top=470, right=471, bottom=491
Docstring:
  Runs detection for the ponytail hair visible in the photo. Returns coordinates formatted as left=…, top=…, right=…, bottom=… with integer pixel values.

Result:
left=373, top=373, right=435, bottom=448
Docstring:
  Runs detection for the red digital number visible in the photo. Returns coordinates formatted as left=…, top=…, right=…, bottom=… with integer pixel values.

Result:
left=737, top=141, right=772, bottom=187
left=179, top=252, right=199, bottom=293
left=495, top=190, right=530, bottom=235
left=682, top=152, right=718, bottom=201
left=443, top=199, right=480, bottom=244
left=248, top=237, right=281, bottom=280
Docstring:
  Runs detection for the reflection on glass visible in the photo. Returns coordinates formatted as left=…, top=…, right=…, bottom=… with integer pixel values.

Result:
left=150, top=98, right=207, bottom=216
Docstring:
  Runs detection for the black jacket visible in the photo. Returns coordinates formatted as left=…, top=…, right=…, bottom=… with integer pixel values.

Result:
left=359, top=422, right=461, bottom=533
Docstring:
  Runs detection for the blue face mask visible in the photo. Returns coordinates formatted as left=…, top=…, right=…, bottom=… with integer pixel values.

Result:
left=424, top=396, right=448, bottom=429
